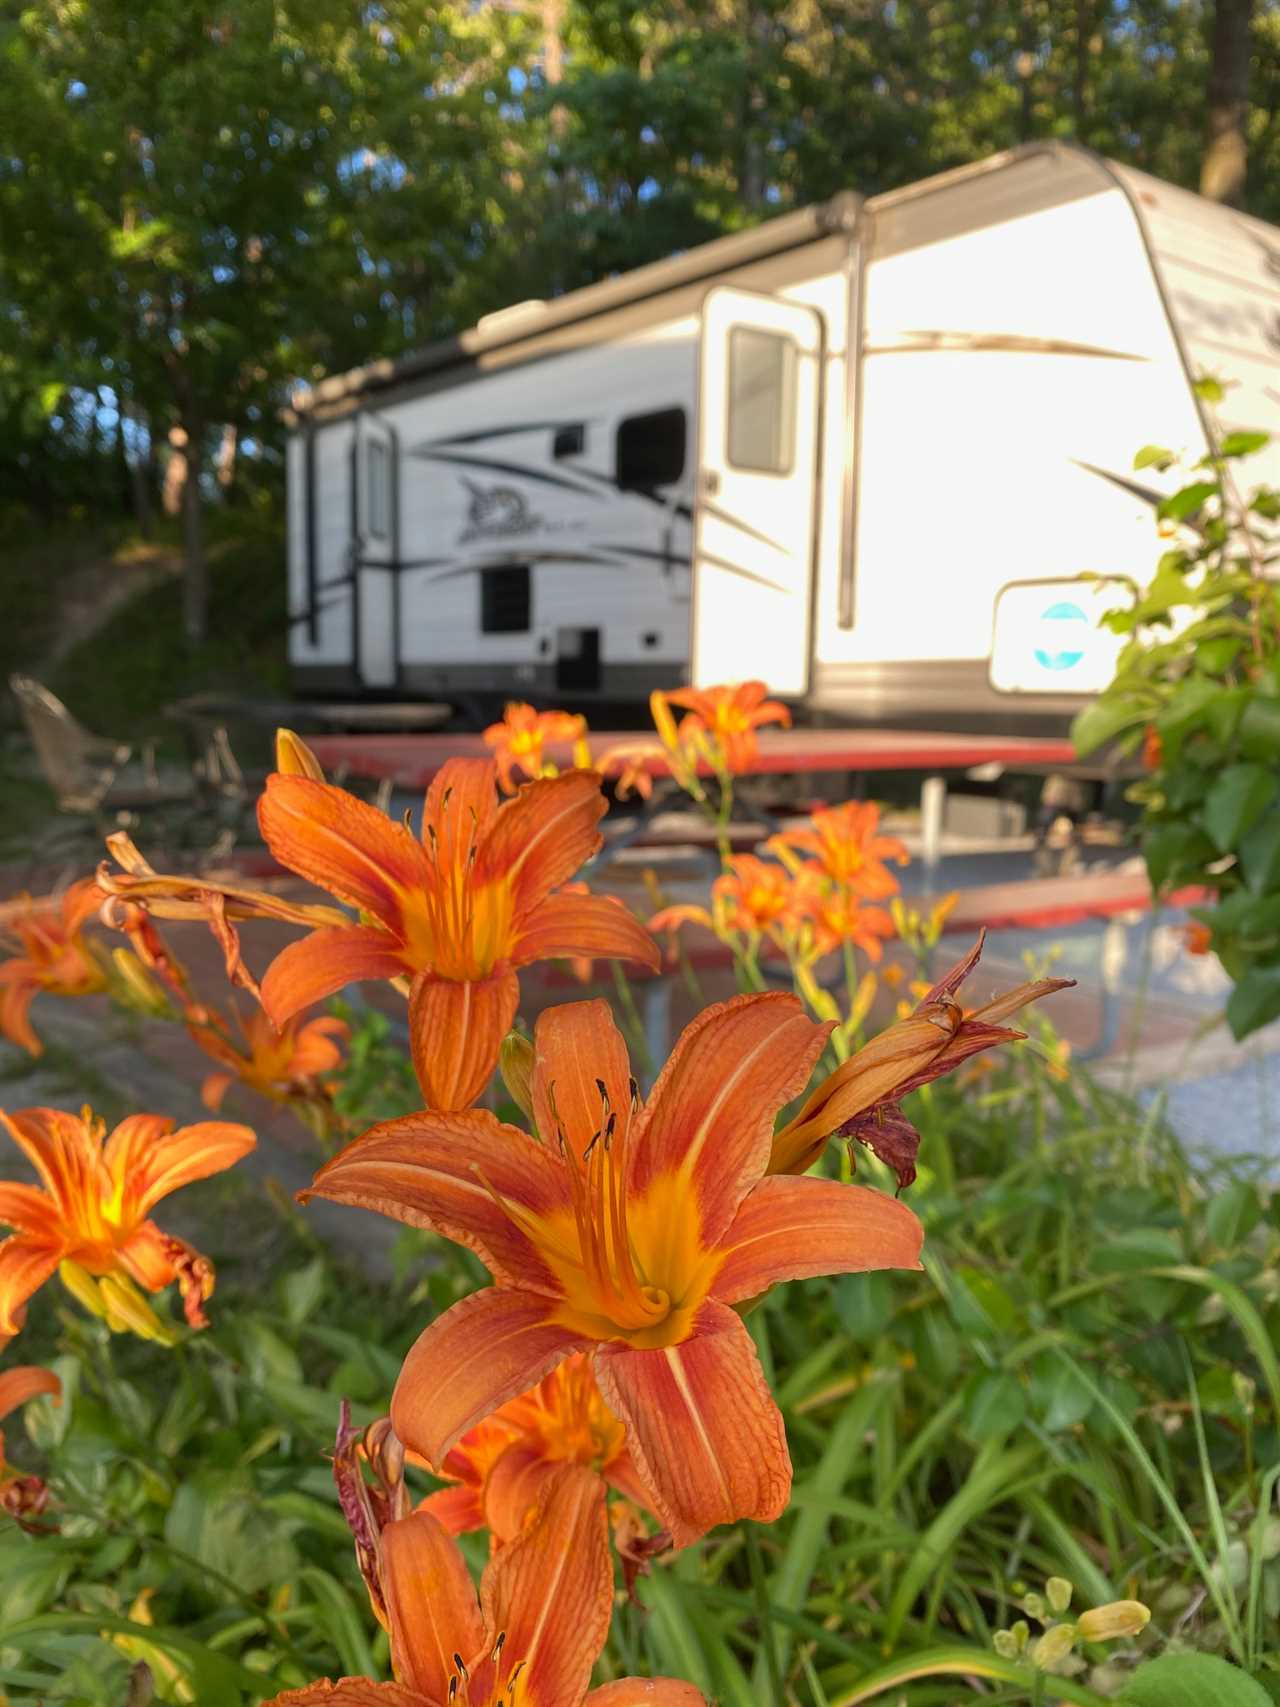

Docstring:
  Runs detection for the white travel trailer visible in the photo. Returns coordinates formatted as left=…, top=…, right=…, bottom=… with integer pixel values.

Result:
left=285, top=142, right=1280, bottom=732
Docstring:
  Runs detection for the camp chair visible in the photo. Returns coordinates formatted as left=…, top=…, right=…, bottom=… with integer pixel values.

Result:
left=8, top=673, right=191, bottom=817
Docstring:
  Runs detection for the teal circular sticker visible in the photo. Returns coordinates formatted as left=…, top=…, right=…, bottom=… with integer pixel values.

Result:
left=1033, top=601, right=1088, bottom=672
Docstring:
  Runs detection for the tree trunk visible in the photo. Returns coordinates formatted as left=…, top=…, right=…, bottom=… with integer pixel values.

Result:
left=215, top=422, right=238, bottom=492
left=738, top=7, right=769, bottom=212
left=1201, top=0, right=1254, bottom=206
left=162, top=422, right=188, bottom=518
left=180, top=417, right=207, bottom=646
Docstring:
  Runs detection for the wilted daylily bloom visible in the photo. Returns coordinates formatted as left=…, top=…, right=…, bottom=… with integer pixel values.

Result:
left=483, top=702, right=591, bottom=794
left=422, top=1352, right=656, bottom=1547
left=0, top=880, right=109, bottom=1056
left=770, top=933, right=1074, bottom=1181
left=0, top=1106, right=255, bottom=1339
left=256, top=757, right=658, bottom=1110
left=768, top=800, right=908, bottom=899
left=304, top=993, right=923, bottom=1545
left=268, top=1462, right=705, bottom=1707
left=663, top=680, right=791, bottom=773
left=188, top=1001, right=349, bottom=1115
left=0, top=1363, right=61, bottom=1530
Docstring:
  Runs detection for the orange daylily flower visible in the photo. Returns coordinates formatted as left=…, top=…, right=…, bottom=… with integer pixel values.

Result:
left=0, top=1106, right=255, bottom=1338
left=1142, top=725, right=1163, bottom=772
left=649, top=854, right=801, bottom=951
left=768, top=800, right=908, bottom=899
left=0, top=880, right=109, bottom=1056
left=770, top=933, right=1074, bottom=1180
left=797, top=887, right=896, bottom=963
left=304, top=993, right=923, bottom=1545
left=421, top=1352, right=656, bottom=1546
left=256, top=759, right=658, bottom=1110
left=267, top=1463, right=704, bottom=1707
left=1185, top=919, right=1212, bottom=955
left=483, top=703, right=591, bottom=794
left=188, top=1002, right=349, bottom=1114
left=663, top=681, right=791, bottom=773
left=0, top=1363, right=61, bottom=1530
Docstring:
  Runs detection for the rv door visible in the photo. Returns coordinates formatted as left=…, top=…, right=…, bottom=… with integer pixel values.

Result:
left=691, top=287, right=823, bottom=697
left=353, top=413, right=399, bottom=690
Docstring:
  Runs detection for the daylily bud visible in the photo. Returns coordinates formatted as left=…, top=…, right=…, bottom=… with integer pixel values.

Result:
left=1022, top=1592, right=1045, bottom=1620
left=275, top=727, right=325, bottom=781
left=1031, top=1623, right=1078, bottom=1670
left=992, top=1630, right=1020, bottom=1660
left=649, top=689, right=679, bottom=751
left=1076, top=1600, right=1151, bottom=1642
left=58, top=1259, right=111, bottom=1321
left=1046, top=1577, right=1074, bottom=1615
left=499, top=1030, right=536, bottom=1122
left=110, top=947, right=173, bottom=1017
left=97, top=1273, right=180, bottom=1345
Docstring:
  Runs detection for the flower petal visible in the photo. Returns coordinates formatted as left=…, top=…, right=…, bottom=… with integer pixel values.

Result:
left=585, top=1682, right=708, bottom=1706
left=531, top=998, right=634, bottom=1160
left=261, top=1683, right=422, bottom=1706
left=629, top=994, right=832, bottom=1247
left=0, top=1235, right=62, bottom=1337
left=0, top=973, right=42, bottom=1056
left=478, top=1463, right=612, bottom=1707
left=261, top=927, right=408, bottom=1027
left=408, top=969, right=519, bottom=1112
left=392, top=1289, right=589, bottom=1467
left=380, top=1508, right=486, bottom=1700
left=258, top=774, right=431, bottom=926
left=114, top=1118, right=256, bottom=1219
left=511, top=892, right=660, bottom=972
left=592, top=1299, right=791, bottom=1547
left=480, top=770, right=607, bottom=916
left=201, top=1072, right=234, bottom=1112
left=482, top=1441, right=566, bottom=1544
left=712, top=1175, right=923, bottom=1304
left=422, top=757, right=500, bottom=857
left=304, top=1108, right=569, bottom=1290
left=418, top=1481, right=486, bottom=1535
left=114, top=1220, right=182, bottom=1292
left=0, top=1108, right=80, bottom=1213
left=0, top=1182, right=59, bottom=1238
left=0, top=1364, right=61, bottom=1420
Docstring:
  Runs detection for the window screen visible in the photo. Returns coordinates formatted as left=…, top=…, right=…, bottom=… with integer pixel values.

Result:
left=366, top=438, right=390, bottom=538
left=726, top=328, right=796, bottom=474
left=481, top=564, right=531, bottom=634
left=616, top=407, right=686, bottom=490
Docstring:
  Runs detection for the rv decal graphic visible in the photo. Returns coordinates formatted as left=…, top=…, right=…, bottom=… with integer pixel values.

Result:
left=1033, top=602, right=1089, bottom=673
left=864, top=332, right=1146, bottom=362
left=458, top=479, right=544, bottom=543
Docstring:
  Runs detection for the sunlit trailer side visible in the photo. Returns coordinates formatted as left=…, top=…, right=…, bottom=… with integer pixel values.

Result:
left=284, top=141, right=1280, bottom=734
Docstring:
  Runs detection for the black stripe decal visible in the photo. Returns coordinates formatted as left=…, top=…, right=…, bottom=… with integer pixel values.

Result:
left=407, top=445, right=605, bottom=499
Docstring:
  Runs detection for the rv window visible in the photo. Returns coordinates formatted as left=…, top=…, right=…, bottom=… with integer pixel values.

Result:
left=726, top=327, right=796, bottom=475
left=366, top=438, right=390, bottom=539
left=616, top=407, right=686, bottom=491
left=481, top=564, right=531, bottom=634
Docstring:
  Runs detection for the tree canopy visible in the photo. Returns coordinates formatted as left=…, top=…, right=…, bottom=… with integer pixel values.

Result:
left=3, top=0, right=1279, bottom=633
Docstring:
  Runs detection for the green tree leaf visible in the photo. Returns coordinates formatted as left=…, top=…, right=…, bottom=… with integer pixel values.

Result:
left=1119, top=1653, right=1273, bottom=1707
left=1226, top=964, right=1280, bottom=1040
left=1203, top=764, right=1278, bottom=853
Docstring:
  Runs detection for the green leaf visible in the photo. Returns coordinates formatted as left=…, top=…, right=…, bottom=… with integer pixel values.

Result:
left=1227, top=964, right=1280, bottom=1040
left=1196, top=375, right=1228, bottom=403
left=962, top=1370, right=1026, bottom=1439
left=1071, top=696, right=1150, bottom=758
left=1143, top=821, right=1213, bottom=891
left=1203, top=764, right=1278, bottom=853
left=1158, top=479, right=1218, bottom=523
left=1119, top=1653, right=1273, bottom=1707
left=1238, top=698, right=1280, bottom=762
left=1133, top=443, right=1175, bottom=470
left=1239, top=812, right=1280, bottom=895
left=280, top=1258, right=327, bottom=1327
left=1030, top=1352, right=1094, bottom=1431
left=1219, top=430, right=1270, bottom=458
left=825, top=1642, right=1111, bottom=1706
left=1206, top=1181, right=1262, bottom=1247
left=1092, top=1228, right=1183, bottom=1272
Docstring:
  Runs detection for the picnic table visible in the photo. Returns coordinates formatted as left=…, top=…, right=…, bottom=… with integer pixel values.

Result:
left=306, top=725, right=1111, bottom=869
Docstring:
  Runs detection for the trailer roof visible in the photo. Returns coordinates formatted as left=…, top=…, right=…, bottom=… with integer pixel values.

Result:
left=288, top=142, right=1143, bottom=422
left=289, top=191, right=861, bottom=418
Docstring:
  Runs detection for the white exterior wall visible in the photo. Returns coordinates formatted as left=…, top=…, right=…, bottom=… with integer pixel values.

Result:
left=816, top=183, right=1208, bottom=671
